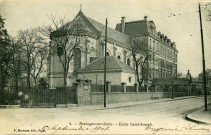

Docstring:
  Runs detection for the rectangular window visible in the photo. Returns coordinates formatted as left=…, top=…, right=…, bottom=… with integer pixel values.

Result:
left=153, top=55, right=155, bottom=64
left=149, top=39, right=151, bottom=49
left=129, top=77, right=132, bottom=83
left=153, top=41, right=155, bottom=50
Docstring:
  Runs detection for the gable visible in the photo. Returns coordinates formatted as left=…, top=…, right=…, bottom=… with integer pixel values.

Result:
left=72, top=14, right=100, bottom=36
left=52, top=11, right=130, bottom=46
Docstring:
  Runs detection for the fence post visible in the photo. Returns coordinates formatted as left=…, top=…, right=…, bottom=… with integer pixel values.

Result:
left=76, top=79, right=84, bottom=107
left=85, top=80, right=92, bottom=90
left=73, top=83, right=78, bottom=104
left=154, top=85, right=157, bottom=92
left=106, top=81, right=111, bottom=94
left=121, top=82, right=127, bottom=93
left=134, top=83, right=138, bottom=93
left=146, top=85, right=149, bottom=94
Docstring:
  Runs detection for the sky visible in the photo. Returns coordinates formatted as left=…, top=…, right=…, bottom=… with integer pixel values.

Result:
left=0, top=0, right=211, bottom=77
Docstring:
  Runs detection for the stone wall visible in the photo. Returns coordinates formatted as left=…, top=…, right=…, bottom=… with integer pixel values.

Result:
left=90, top=92, right=163, bottom=105
left=75, top=79, right=199, bottom=106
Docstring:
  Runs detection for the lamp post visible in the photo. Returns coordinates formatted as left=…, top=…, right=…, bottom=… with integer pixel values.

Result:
left=186, top=70, right=191, bottom=96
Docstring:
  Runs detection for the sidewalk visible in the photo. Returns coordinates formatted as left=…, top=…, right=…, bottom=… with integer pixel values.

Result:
left=186, top=103, right=211, bottom=125
left=72, top=96, right=198, bottom=110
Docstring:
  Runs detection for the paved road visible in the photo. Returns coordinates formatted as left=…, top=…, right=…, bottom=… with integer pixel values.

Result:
left=0, top=96, right=210, bottom=135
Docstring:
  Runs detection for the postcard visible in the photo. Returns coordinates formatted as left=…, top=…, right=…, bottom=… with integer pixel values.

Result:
left=0, top=0, right=210, bottom=134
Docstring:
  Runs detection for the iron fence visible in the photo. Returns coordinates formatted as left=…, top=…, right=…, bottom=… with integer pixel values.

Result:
left=111, top=85, right=123, bottom=93
left=126, top=86, right=136, bottom=92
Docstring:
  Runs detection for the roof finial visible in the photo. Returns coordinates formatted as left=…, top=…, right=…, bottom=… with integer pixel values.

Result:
left=80, top=4, right=82, bottom=11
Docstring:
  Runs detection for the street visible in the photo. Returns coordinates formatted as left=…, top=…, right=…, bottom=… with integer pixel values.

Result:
left=0, top=96, right=211, bottom=135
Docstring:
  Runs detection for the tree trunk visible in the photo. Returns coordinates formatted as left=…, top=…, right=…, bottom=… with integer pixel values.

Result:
left=27, top=55, right=31, bottom=89
left=63, top=71, right=68, bottom=104
left=14, top=77, right=19, bottom=94
left=63, top=70, right=67, bottom=87
left=34, top=78, right=37, bottom=88
left=136, top=62, right=141, bottom=86
left=13, top=54, right=19, bottom=95
left=133, top=56, right=141, bottom=86
left=0, top=65, right=3, bottom=90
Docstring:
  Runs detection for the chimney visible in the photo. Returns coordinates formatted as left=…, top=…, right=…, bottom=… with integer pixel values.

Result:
left=121, top=16, right=126, bottom=33
left=172, top=42, right=176, bottom=47
left=144, top=16, right=147, bottom=21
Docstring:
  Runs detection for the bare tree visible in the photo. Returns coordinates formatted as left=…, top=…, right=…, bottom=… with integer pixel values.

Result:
left=0, top=15, right=11, bottom=90
left=177, top=72, right=185, bottom=78
left=30, top=45, right=48, bottom=87
left=130, top=36, right=150, bottom=86
left=18, top=29, right=46, bottom=88
left=9, top=38, right=24, bottom=92
left=202, top=3, right=211, bottom=21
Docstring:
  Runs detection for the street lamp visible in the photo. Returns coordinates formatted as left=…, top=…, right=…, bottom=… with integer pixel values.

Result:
left=186, top=70, right=192, bottom=96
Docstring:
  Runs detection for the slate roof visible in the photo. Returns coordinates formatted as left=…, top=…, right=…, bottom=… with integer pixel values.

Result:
left=78, top=56, right=135, bottom=73
left=115, top=20, right=151, bottom=36
left=54, top=11, right=130, bottom=46
left=85, top=15, right=130, bottom=45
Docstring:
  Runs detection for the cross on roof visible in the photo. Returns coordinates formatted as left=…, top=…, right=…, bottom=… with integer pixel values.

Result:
left=80, top=4, right=82, bottom=11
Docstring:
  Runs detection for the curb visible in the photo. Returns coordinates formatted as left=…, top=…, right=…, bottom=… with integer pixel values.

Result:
left=185, top=114, right=210, bottom=125
left=0, top=105, right=20, bottom=109
left=21, top=105, right=55, bottom=108
left=185, top=103, right=211, bottom=126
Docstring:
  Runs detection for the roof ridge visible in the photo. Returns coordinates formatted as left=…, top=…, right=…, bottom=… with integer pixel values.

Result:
left=86, top=16, right=129, bottom=37
left=116, top=20, right=146, bottom=25
left=78, top=57, right=103, bottom=71
left=78, top=56, right=134, bottom=73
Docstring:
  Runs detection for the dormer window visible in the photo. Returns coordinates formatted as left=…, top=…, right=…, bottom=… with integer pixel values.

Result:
left=158, top=32, right=161, bottom=37
left=150, top=26, right=155, bottom=35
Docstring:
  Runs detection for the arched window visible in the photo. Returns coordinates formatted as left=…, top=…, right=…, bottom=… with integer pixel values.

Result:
left=106, top=52, right=110, bottom=56
left=127, top=58, right=130, bottom=66
left=73, top=48, right=81, bottom=71
left=57, top=46, right=64, bottom=56
left=117, top=55, right=121, bottom=60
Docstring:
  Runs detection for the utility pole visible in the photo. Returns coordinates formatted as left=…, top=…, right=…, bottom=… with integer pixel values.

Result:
left=199, top=3, right=207, bottom=111
left=104, top=18, right=108, bottom=108
left=171, top=81, right=174, bottom=99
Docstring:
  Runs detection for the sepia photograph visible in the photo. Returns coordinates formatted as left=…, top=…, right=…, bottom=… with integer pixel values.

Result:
left=0, top=0, right=211, bottom=134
